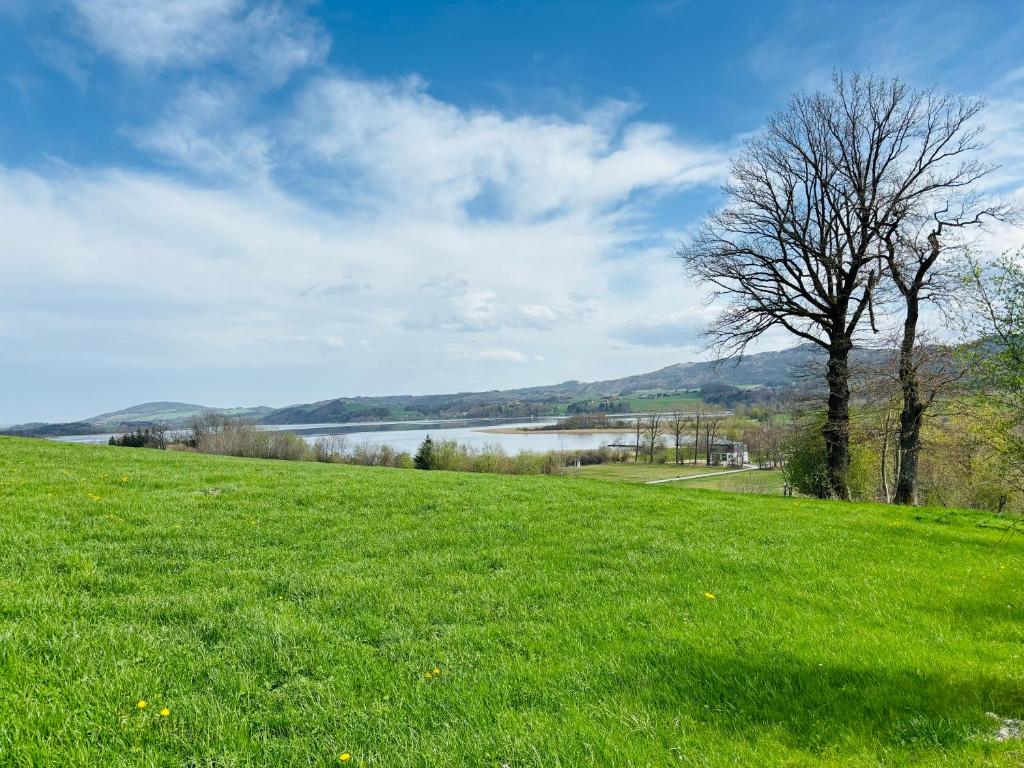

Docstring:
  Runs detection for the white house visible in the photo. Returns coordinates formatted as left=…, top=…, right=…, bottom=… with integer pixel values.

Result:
left=709, top=440, right=749, bottom=467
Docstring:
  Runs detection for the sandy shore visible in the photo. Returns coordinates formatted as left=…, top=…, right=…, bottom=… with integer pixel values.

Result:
left=480, top=426, right=635, bottom=435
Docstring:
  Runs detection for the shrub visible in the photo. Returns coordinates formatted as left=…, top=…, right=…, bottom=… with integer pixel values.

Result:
left=784, top=423, right=830, bottom=498
left=198, top=423, right=309, bottom=461
left=847, top=443, right=877, bottom=502
left=186, top=410, right=231, bottom=448
left=472, top=445, right=509, bottom=474
left=575, top=446, right=613, bottom=466
left=108, top=425, right=168, bottom=449
left=313, top=435, right=349, bottom=463
left=431, top=439, right=467, bottom=471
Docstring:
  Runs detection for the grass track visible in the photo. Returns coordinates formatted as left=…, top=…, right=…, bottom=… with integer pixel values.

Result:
left=681, top=469, right=787, bottom=495
left=1, top=437, right=1022, bottom=766
left=574, top=462, right=734, bottom=483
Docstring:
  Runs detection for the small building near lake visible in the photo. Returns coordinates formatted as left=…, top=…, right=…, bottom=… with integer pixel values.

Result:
left=709, top=440, right=749, bottom=467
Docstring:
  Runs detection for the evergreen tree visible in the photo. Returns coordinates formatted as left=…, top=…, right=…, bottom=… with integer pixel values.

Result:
left=414, top=435, right=435, bottom=470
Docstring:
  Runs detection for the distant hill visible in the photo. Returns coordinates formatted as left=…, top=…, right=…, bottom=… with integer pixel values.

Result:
left=2, top=344, right=862, bottom=436
left=87, top=401, right=274, bottom=428
left=537, top=344, right=825, bottom=396
left=262, top=344, right=831, bottom=425
left=1, top=401, right=273, bottom=438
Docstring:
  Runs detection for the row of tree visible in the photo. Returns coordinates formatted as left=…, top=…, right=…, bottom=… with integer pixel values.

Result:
left=628, top=407, right=740, bottom=466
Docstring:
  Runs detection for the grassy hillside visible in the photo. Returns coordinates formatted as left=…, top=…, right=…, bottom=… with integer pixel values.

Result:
left=684, top=468, right=788, bottom=495
left=574, top=462, right=733, bottom=483
left=88, top=401, right=274, bottom=428
left=574, top=464, right=788, bottom=495
left=1, top=437, right=1022, bottom=767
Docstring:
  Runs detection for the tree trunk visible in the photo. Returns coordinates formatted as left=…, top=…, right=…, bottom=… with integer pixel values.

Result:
left=693, top=416, right=701, bottom=465
left=893, top=295, right=923, bottom=505
left=823, top=341, right=852, bottom=500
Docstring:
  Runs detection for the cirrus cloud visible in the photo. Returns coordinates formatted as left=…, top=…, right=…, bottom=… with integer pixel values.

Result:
left=66, top=0, right=329, bottom=85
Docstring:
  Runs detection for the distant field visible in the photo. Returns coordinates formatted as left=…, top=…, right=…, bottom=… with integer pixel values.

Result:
left=1, top=437, right=1022, bottom=766
left=575, top=464, right=787, bottom=496
left=575, top=462, right=730, bottom=483
left=684, top=468, right=788, bottom=494
left=621, top=394, right=704, bottom=412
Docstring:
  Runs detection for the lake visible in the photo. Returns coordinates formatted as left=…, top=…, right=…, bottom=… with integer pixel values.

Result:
left=53, top=417, right=632, bottom=454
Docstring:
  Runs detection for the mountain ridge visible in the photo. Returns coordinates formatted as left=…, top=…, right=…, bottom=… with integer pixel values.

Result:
left=3, top=344, right=831, bottom=436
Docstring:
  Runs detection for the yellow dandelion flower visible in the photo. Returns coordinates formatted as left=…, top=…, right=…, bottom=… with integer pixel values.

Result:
left=159, top=707, right=170, bottom=717
left=121, top=475, right=129, bottom=482
left=339, top=753, right=351, bottom=762
left=424, top=672, right=432, bottom=679
left=137, top=700, right=147, bottom=709
left=433, top=667, right=441, bottom=676
left=704, top=592, right=716, bottom=600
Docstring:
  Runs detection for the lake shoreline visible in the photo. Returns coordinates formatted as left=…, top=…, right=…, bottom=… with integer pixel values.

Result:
left=480, top=426, right=635, bottom=435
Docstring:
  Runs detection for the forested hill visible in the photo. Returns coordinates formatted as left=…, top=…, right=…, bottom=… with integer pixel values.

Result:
left=5, top=343, right=868, bottom=435
left=257, top=345, right=829, bottom=424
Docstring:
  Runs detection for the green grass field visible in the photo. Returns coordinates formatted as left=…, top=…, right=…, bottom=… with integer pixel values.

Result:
left=621, top=394, right=703, bottom=412
left=574, top=464, right=787, bottom=496
left=683, top=469, right=787, bottom=495
left=1, top=436, right=1022, bottom=766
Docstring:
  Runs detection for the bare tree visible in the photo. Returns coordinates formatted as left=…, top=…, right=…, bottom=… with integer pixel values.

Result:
left=703, top=412, right=725, bottom=466
left=642, top=411, right=664, bottom=463
left=691, top=403, right=707, bottom=465
left=187, top=409, right=230, bottom=448
left=149, top=422, right=169, bottom=449
left=874, top=83, right=1012, bottom=505
left=760, top=393, right=787, bottom=470
left=856, top=330, right=970, bottom=503
left=665, top=410, right=690, bottom=464
left=679, top=73, right=995, bottom=499
left=633, top=416, right=643, bottom=463
left=883, top=196, right=1010, bottom=504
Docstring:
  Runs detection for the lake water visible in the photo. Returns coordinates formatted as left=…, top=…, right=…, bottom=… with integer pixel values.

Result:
left=53, top=417, right=633, bottom=455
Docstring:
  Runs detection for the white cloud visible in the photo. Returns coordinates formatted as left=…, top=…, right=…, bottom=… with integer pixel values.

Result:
left=450, top=348, right=529, bottom=364
left=31, top=36, right=92, bottom=90
left=615, top=308, right=713, bottom=349
left=0, top=147, right=724, bottom=421
left=401, top=276, right=593, bottom=333
left=981, top=94, right=1024, bottom=194
left=130, top=80, right=272, bottom=180
left=67, top=0, right=329, bottom=85
left=289, top=74, right=729, bottom=219
left=0, top=3, right=744, bottom=421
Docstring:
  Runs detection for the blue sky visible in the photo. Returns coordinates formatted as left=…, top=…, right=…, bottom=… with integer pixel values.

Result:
left=1, top=0, right=1023, bottom=423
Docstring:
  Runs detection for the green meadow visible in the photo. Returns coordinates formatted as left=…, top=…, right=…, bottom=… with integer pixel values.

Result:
left=573, top=462, right=731, bottom=484
left=1, top=436, right=1022, bottom=766
left=573, top=463, right=787, bottom=495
